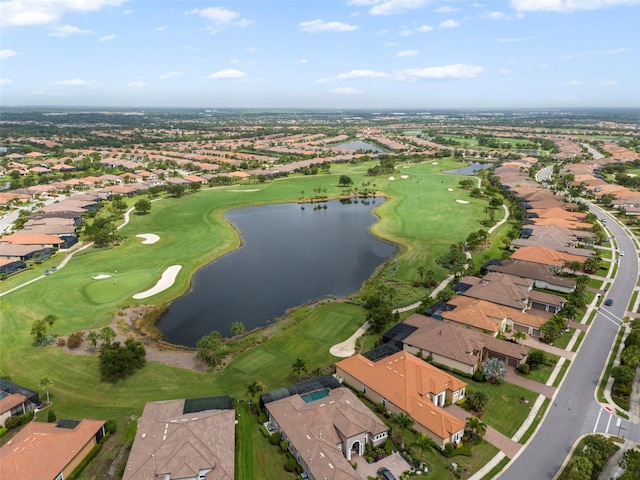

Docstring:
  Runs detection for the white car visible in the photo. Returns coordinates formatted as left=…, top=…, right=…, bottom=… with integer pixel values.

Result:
left=620, top=251, right=625, bottom=256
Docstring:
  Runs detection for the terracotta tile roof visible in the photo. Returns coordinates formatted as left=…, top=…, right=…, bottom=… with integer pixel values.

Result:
left=510, top=245, right=586, bottom=267
left=0, top=233, right=64, bottom=246
left=0, top=393, right=26, bottom=415
left=0, top=419, right=105, bottom=480
left=336, top=352, right=466, bottom=441
left=461, top=272, right=533, bottom=310
left=122, top=398, right=234, bottom=480
left=443, top=296, right=506, bottom=332
left=266, top=388, right=386, bottom=480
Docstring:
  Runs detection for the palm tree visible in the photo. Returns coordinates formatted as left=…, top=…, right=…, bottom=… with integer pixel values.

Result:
left=415, top=433, right=433, bottom=465
left=44, top=314, right=57, bottom=333
left=86, top=331, right=100, bottom=352
left=417, top=266, right=426, bottom=284
left=391, top=412, right=413, bottom=449
left=246, top=380, right=264, bottom=400
left=513, top=331, right=527, bottom=344
left=100, top=326, right=116, bottom=346
left=465, top=416, right=487, bottom=441
left=231, top=321, right=245, bottom=337
left=291, top=358, right=307, bottom=381
left=466, top=389, right=489, bottom=413
left=425, top=270, right=436, bottom=286
left=39, top=376, right=52, bottom=404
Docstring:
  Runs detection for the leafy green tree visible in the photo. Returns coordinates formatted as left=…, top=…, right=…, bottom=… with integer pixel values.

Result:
left=466, top=389, right=489, bottom=413
left=391, top=412, right=413, bottom=449
left=291, top=358, right=307, bottom=381
left=481, top=358, right=506, bottom=384
left=166, top=184, right=186, bottom=197
left=99, top=339, right=146, bottom=382
left=30, top=319, right=47, bottom=345
left=611, top=365, right=635, bottom=386
left=620, top=448, right=640, bottom=480
left=366, top=305, right=394, bottom=334
left=110, top=195, right=127, bottom=213
left=245, top=380, right=264, bottom=400
left=44, top=314, right=57, bottom=332
left=415, top=433, right=434, bottom=464
left=134, top=198, right=151, bottom=214
left=231, top=321, right=246, bottom=337
left=513, top=331, right=527, bottom=344
left=566, top=455, right=592, bottom=480
left=569, top=261, right=582, bottom=275
left=526, top=350, right=546, bottom=370
left=338, top=175, right=353, bottom=187
left=86, top=331, right=100, bottom=352
left=417, top=266, right=426, bottom=284
left=621, top=345, right=640, bottom=368
left=100, top=326, right=116, bottom=345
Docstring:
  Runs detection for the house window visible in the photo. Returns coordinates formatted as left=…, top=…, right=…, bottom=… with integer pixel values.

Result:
left=363, top=385, right=367, bottom=393
left=460, top=388, right=465, bottom=398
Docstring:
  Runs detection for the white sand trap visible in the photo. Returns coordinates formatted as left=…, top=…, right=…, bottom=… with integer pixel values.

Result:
left=432, top=161, right=439, bottom=165
left=228, top=189, right=260, bottom=192
left=136, top=233, right=160, bottom=245
left=388, top=176, right=395, bottom=180
left=92, top=274, right=112, bottom=280
left=456, top=199, right=470, bottom=204
left=448, top=188, right=454, bottom=191
left=628, top=174, right=637, bottom=177
left=133, top=265, right=182, bottom=300
left=400, top=175, right=409, bottom=179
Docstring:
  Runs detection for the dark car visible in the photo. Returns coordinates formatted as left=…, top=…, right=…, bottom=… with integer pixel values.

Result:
left=605, top=299, right=613, bottom=306
left=377, top=467, right=397, bottom=480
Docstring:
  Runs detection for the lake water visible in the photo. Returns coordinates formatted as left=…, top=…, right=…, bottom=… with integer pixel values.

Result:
left=334, top=140, right=386, bottom=153
left=442, top=161, right=494, bottom=176
left=157, top=198, right=396, bottom=347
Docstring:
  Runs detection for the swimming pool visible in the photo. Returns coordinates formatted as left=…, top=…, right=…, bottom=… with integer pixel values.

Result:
left=301, top=389, right=329, bottom=403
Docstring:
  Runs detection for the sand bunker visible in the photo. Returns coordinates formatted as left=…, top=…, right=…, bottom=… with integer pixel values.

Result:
left=136, top=233, right=160, bottom=245
left=456, top=199, right=470, bottom=204
left=228, top=189, right=260, bottom=192
left=133, top=265, right=182, bottom=300
left=388, top=176, right=395, bottom=180
left=448, top=188, right=454, bottom=192
left=329, top=322, right=369, bottom=358
left=401, top=175, right=409, bottom=179
left=92, top=274, right=112, bottom=280
left=432, top=162, right=439, bottom=165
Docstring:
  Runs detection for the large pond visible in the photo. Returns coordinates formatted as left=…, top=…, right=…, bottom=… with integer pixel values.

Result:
left=157, top=198, right=396, bottom=347
left=442, top=161, right=494, bottom=176
left=333, top=140, right=386, bottom=153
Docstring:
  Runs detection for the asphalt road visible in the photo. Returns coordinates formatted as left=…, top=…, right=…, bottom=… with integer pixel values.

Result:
left=499, top=205, right=640, bottom=479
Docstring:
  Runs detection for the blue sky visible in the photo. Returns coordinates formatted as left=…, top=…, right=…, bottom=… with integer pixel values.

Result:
left=1, top=0, right=639, bottom=109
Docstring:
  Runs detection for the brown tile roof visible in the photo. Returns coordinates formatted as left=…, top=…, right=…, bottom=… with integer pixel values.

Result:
left=122, top=398, right=234, bottom=480
left=336, top=352, right=466, bottom=441
left=0, top=233, right=64, bottom=246
left=0, top=393, right=26, bottom=415
left=510, top=245, right=586, bottom=267
left=461, top=272, right=533, bottom=310
left=0, top=419, right=105, bottom=480
left=266, top=388, right=386, bottom=480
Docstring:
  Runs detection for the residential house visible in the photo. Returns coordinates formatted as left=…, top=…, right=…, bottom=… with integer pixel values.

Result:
left=0, top=233, right=65, bottom=248
left=122, top=396, right=235, bottom=480
left=264, top=386, right=388, bottom=480
left=484, top=259, right=576, bottom=294
left=0, top=380, right=39, bottom=427
left=384, top=313, right=528, bottom=374
left=510, top=245, right=588, bottom=271
left=0, top=419, right=105, bottom=480
left=335, top=351, right=466, bottom=447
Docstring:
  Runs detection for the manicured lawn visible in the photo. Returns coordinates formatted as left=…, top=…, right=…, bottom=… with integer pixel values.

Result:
left=459, top=378, right=539, bottom=438
left=518, top=350, right=560, bottom=384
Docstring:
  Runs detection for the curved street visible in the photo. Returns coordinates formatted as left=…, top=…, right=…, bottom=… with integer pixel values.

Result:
left=499, top=203, right=640, bottom=479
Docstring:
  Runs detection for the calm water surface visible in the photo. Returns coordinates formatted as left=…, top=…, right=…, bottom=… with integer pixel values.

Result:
left=157, top=198, right=396, bottom=346
left=334, top=140, right=386, bottom=153
left=442, top=161, right=493, bottom=175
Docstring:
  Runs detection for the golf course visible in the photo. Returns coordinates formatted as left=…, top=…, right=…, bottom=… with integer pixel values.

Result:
left=0, top=158, right=510, bottom=432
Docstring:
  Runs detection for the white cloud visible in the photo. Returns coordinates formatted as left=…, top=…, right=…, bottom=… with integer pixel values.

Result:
left=392, top=64, right=484, bottom=81
left=53, top=78, right=95, bottom=86
left=435, top=6, right=460, bottom=13
left=154, top=26, right=167, bottom=31
left=208, top=69, right=247, bottom=80
left=370, top=0, right=430, bottom=15
left=397, top=49, right=419, bottom=57
left=399, top=26, right=414, bottom=36
left=330, top=87, right=364, bottom=94
left=160, top=71, right=184, bottom=80
left=337, top=69, right=389, bottom=79
left=298, top=58, right=309, bottom=64
left=482, top=11, right=506, bottom=19
left=0, top=49, right=17, bottom=59
left=417, top=24, right=434, bottom=32
left=299, top=19, right=358, bottom=33
left=561, top=48, right=628, bottom=60
left=1, top=0, right=125, bottom=28
left=99, top=34, right=116, bottom=42
left=498, top=36, right=533, bottom=42
left=185, top=7, right=252, bottom=31
left=511, top=0, right=640, bottom=12
left=347, top=0, right=381, bottom=5
left=0, top=78, right=13, bottom=86
left=439, top=19, right=460, bottom=28
left=128, top=81, right=146, bottom=88
left=48, top=24, right=93, bottom=37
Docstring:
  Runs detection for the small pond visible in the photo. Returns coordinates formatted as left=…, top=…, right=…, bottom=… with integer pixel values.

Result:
left=333, top=140, right=386, bottom=153
left=157, top=197, right=396, bottom=347
left=442, top=161, right=494, bottom=176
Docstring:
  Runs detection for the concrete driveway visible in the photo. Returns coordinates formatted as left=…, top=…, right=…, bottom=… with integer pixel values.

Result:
left=353, top=452, right=412, bottom=479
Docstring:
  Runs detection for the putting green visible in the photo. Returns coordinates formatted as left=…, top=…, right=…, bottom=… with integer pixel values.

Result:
left=84, top=271, right=154, bottom=304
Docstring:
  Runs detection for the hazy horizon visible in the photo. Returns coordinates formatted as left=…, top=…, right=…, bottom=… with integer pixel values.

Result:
left=1, top=0, right=639, bottom=109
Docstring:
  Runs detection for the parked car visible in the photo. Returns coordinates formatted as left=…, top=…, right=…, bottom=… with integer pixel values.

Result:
left=605, top=299, right=613, bottom=306
left=378, top=467, right=397, bottom=480
left=620, top=251, right=625, bottom=256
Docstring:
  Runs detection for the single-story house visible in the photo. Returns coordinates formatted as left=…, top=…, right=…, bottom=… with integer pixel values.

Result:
left=336, top=351, right=466, bottom=447
left=122, top=396, right=235, bottom=480
left=0, top=419, right=105, bottom=480
left=264, top=386, right=389, bottom=480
